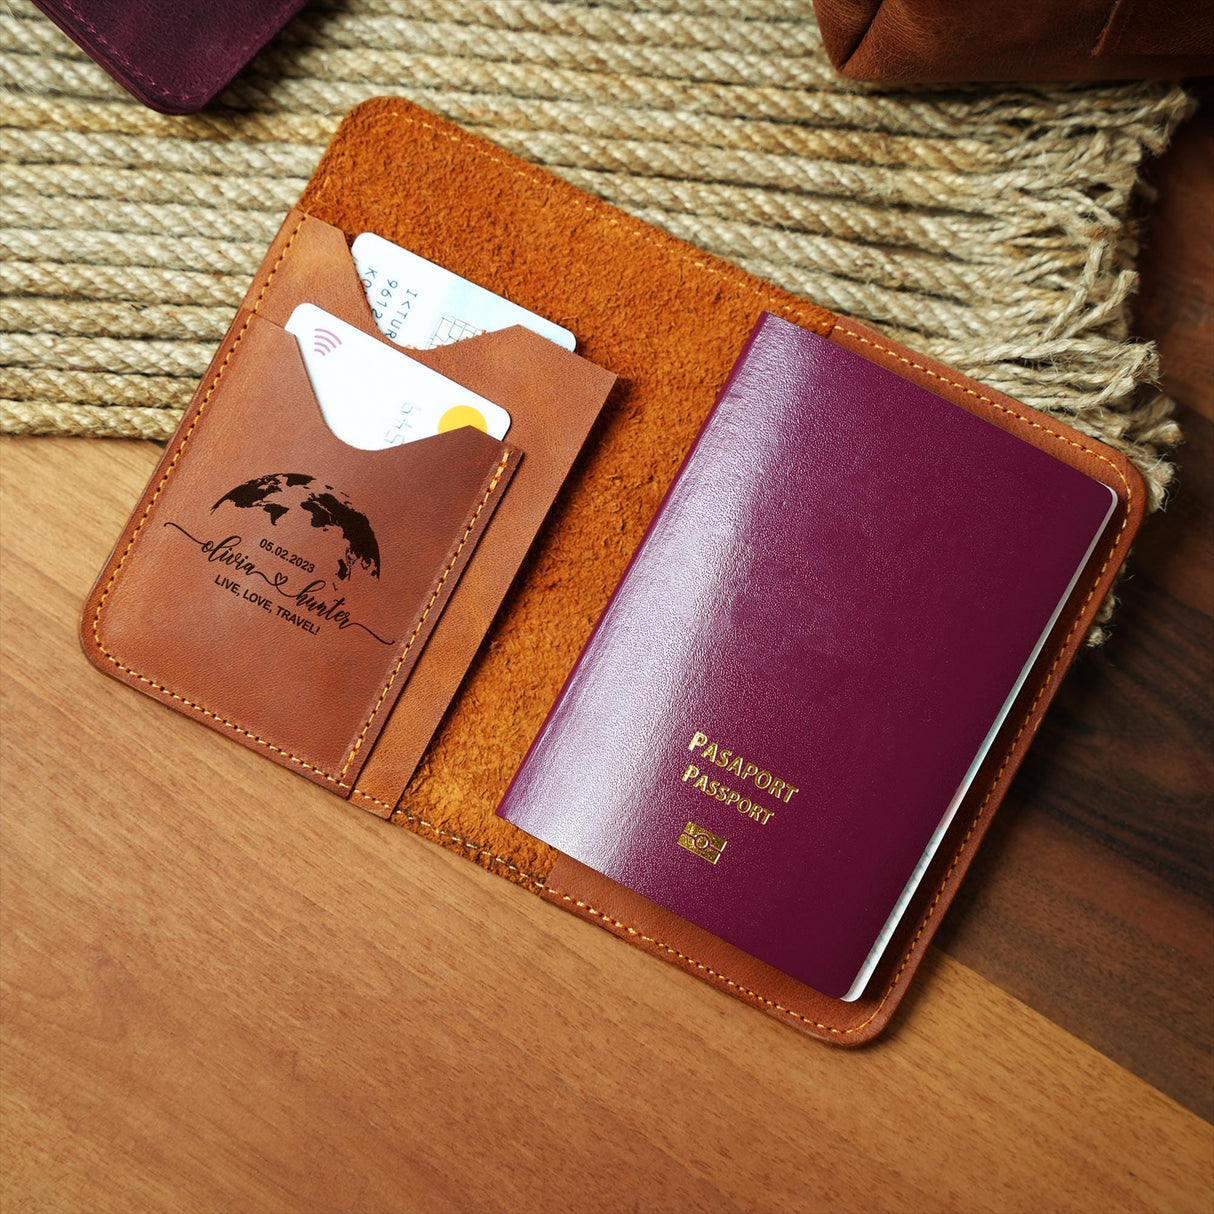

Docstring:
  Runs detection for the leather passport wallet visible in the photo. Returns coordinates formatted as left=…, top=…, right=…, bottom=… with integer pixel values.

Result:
left=82, top=98, right=1146, bottom=1045
left=30, top=0, right=307, bottom=114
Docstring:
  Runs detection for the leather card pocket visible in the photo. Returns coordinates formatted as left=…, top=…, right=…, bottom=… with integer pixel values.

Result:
left=83, top=207, right=616, bottom=805
left=224, top=208, right=620, bottom=808
left=83, top=311, right=518, bottom=793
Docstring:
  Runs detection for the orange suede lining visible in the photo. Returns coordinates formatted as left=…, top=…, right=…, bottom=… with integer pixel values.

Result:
left=298, top=99, right=835, bottom=881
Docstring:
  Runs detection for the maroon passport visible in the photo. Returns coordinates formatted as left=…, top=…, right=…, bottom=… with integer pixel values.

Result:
left=497, top=312, right=1116, bottom=1001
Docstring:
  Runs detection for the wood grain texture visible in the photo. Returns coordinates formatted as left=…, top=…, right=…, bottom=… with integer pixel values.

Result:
left=934, top=86, right=1214, bottom=1123
left=937, top=489, right=1214, bottom=1117
left=2, top=433, right=1212, bottom=1213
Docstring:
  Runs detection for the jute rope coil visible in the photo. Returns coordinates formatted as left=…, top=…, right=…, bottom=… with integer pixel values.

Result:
left=0, top=0, right=1191, bottom=638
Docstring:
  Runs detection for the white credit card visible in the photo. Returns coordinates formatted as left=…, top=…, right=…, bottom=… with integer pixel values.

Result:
left=285, top=303, right=510, bottom=450
left=351, top=231, right=576, bottom=352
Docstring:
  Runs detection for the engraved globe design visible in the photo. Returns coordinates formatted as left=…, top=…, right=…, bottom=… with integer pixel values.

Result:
left=211, top=473, right=381, bottom=581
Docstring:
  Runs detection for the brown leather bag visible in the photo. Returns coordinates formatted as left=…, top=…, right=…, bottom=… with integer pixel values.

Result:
left=812, top=0, right=1214, bottom=81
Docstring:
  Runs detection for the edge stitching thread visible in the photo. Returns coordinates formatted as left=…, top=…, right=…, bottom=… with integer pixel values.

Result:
left=305, top=115, right=1135, bottom=1037
left=534, top=326, right=1133, bottom=1035
left=88, top=212, right=509, bottom=791
left=337, top=449, right=511, bottom=778
left=93, top=108, right=1137, bottom=1036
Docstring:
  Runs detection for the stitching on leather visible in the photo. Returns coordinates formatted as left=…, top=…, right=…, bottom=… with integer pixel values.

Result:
left=310, top=106, right=836, bottom=337
left=382, top=802, right=547, bottom=885
left=540, top=327, right=1134, bottom=1036
left=89, top=212, right=510, bottom=788
left=833, top=326, right=1133, bottom=501
left=391, top=476, right=1128, bottom=1036
left=541, top=885, right=876, bottom=1034
left=301, top=117, right=1133, bottom=1033
left=87, top=103, right=823, bottom=790
left=546, top=584, right=1103, bottom=1035
left=51, top=0, right=297, bottom=104
left=89, top=111, right=1135, bottom=1032
left=89, top=215, right=315, bottom=758
left=337, top=449, right=512, bottom=779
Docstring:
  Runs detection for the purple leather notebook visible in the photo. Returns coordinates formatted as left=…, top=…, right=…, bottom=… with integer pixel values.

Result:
left=497, top=313, right=1116, bottom=1001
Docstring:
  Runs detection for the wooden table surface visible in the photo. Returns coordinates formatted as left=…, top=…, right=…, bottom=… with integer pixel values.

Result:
left=3, top=99, right=1212, bottom=1214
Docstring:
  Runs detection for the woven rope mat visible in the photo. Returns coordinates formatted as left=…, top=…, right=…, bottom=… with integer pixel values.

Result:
left=0, top=0, right=1190, bottom=517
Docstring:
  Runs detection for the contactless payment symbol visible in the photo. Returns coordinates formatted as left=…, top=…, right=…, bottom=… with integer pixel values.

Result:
left=284, top=303, right=511, bottom=450
left=678, top=821, right=727, bottom=866
left=311, top=327, right=342, bottom=357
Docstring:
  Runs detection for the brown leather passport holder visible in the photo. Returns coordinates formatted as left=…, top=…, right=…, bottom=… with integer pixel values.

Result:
left=83, top=98, right=1146, bottom=1045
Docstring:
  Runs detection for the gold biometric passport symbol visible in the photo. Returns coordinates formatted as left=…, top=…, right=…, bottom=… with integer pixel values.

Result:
left=678, top=821, right=727, bottom=865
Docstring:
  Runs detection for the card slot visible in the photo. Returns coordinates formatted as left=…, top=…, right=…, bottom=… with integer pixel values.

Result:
left=84, top=311, right=519, bottom=793
left=245, top=209, right=564, bottom=363
left=250, top=307, right=509, bottom=468
left=83, top=203, right=615, bottom=809
left=231, top=209, right=619, bottom=805
left=353, top=322, right=619, bottom=806
left=248, top=212, right=387, bottom=346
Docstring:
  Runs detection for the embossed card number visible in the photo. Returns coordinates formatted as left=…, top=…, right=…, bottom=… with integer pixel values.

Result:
left=351, top=230, right=575, bottom=352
